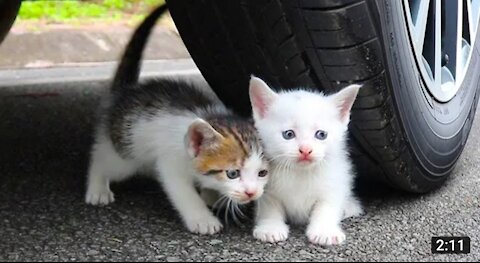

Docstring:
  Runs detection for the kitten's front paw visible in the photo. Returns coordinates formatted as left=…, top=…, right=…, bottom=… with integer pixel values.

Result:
left=85, top=189, right=115, bottom=206
left=253, top=222, right=289, bottom=243
left=186, top=215, right=223, bottom=235
left=306, top=224, right=346, bottom=246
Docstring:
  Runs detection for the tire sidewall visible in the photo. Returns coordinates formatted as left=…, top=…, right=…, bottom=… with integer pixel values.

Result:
left=376, top=1, right=480, bottom=186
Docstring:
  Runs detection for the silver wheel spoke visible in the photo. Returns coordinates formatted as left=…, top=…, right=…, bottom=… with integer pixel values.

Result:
left=434, top=0, right=442, bottom=89
left=404, top=0, right=479, bottom=102
left=413, top=0, right=430, bottom=53
left=472, top=0, right=480, bottom=34
left=455, top=1, right=463, bottom=79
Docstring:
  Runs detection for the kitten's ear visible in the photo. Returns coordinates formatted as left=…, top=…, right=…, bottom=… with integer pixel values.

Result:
left=332, top=84, right=361, bottom=125
left=249, top=76, right=278, bottom=119
left=186, top=119, right=223, bottom=158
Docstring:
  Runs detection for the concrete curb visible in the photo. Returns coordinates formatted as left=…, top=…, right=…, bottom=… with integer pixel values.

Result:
left=0, top=59, right=200, bottom=87
left=0, top=26, right=190, bottom=69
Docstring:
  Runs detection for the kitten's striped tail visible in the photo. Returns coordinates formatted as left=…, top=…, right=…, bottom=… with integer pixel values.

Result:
left=111, top=4, right=169, bottom=90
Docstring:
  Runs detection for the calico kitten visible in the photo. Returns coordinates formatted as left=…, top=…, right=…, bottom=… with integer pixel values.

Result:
left=85, top=5, right=269, bottom=235
left=248, top=76, right=363, bottom=245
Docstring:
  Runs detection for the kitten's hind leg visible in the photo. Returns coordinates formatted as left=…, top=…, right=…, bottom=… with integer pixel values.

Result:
left=85, top=136, right=137, bottom=206
left=342, top=195, right=364, bottom=220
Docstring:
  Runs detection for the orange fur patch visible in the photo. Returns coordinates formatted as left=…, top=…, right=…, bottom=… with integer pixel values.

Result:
left=215, top=172, right=227, bottom=181
left=195, top=133, right=247, bottom=175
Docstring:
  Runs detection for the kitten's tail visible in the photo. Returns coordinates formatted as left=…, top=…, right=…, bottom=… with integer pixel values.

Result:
left=111, top=4, right=169, bottom=90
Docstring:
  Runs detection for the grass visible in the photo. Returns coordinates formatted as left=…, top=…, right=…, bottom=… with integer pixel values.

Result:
left=18, top=0, right=165, bottom=23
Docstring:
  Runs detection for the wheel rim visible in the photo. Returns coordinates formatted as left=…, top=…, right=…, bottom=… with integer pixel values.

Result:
left=403, top=0, right=480, bottom=102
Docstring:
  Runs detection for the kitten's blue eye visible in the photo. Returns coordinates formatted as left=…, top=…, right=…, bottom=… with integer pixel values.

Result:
left=282, top=130, right=296, bottom=140
left=315, top=130, right=328, bottom=140
left=258, top=170, right=268, bottom=177
left=226, top=169, right=240, bottom=179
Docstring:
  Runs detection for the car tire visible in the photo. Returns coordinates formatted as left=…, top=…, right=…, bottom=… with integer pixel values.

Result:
left=167, top=0, right=480, bottom=193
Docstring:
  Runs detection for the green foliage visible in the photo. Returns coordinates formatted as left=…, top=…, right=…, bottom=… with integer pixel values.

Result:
left=102, top=0, right=127, bottom=10
left=18, top=0, right=165, bottom=22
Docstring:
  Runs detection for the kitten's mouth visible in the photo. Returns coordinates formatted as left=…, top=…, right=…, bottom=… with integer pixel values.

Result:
left=240, top=196, right=258, bottom=204
left=237, top=199, right=252, bottom=205
left=231, top=195, right=258, bottom=205
left=297, top=156, right=314, bottom=164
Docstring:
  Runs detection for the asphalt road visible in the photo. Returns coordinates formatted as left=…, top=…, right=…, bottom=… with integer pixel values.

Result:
left=0, top=65, right=479, bottom=261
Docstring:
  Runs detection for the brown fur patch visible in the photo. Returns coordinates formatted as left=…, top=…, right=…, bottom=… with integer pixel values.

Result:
left=228, top=127, right=249, bottom=159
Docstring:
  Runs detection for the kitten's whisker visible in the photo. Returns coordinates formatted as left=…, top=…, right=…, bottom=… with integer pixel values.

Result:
left=212, top=196, right=223, bottom=210
left=234, top=203, right=247, bottom=219
left=278, top=160, right=290, bottom=174
left=232, top=202, right=245, bottom=220
left=224, top=199, right=231, bottom=226
left=268, top=154, right=295, bottom=162
left=214, top=196, right=229, bottom=219
left=286, top=159, right=293, bottom=171
left=277, top=158, right=291, bottom=173
left=212, top=195, right=228, bottom=211
left=230, top=201, right=242, bottom=226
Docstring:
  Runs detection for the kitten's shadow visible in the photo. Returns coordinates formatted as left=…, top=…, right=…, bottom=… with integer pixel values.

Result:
left=111, top=175, right=256, bottom=228
left=0, top=80, right=422, bottom=226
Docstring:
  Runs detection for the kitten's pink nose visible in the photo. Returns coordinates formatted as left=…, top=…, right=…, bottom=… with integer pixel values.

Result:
left=245, top=190, right=256, bottom=199
left=299, top=146, right=313, bottom=156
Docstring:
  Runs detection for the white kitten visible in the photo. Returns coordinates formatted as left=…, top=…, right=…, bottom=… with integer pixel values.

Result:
left=249, top=76, right=363, bottom=245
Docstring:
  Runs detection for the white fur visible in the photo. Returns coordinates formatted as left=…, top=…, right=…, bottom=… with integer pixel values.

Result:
left=249, top=77, right=363, bottom=245
left=86, top=107, right=268, bottom=235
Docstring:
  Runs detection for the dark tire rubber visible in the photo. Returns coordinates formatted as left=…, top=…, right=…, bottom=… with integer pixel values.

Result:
left=167, top=0, right=480, bottom=193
